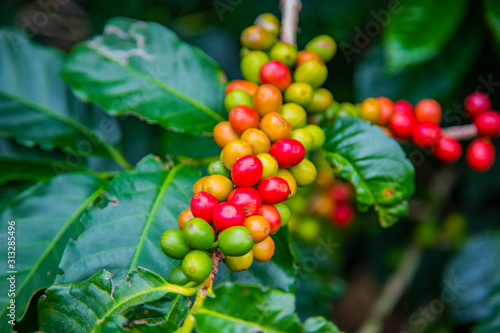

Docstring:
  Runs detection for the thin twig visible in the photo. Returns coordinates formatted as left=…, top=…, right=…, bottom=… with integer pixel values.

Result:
left=356, top=245, right=422, bottom=333
left=280, top=0, right=302, bottom=46
left=441, top=124, right=478, bottom=141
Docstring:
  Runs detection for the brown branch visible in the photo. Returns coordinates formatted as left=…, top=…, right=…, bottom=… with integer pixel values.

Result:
left=441, top=124, right=478, bottom=141
left=280, top=0, right=302, bottom=46
left=356, top=245, right=422, bottom=333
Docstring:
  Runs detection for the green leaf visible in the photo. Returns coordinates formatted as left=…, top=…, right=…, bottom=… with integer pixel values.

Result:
left=38, top=268, right=194, bottom=333
left=382, top=0, right=468, bottom=71
left=217, top=228, right=298, bottom=292
left=0, top=173, right=105, bottom=331
left=0, top=138, right=93, bottom=185
left=443, top=232, right=500, bottom=325
left=158, top=130, right=220, bottom=158
left=322, top=116, right=415, bottom=227
left=356, top=24, right=482, bottom=103
left=0, top=29, right=124, bottom=162
left=484, top=0, right=500, bottom=45
left=473, top=284, right=500, bottom=333
left=195, top=283, right=341, bottom=333
left=195, top=282, right=303, bottom=333
left=63, top=17, right=227, bottom=135
left=56, top=155, right=200, bottom=283
left=303, top=317, right=342, bottom=333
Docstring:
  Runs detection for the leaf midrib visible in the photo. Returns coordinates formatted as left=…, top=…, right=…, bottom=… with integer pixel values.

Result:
left=128, top=164, right=184, bottom=270
left=83, top=41, right=225, bottom=123
left=0, top=180, right=106, bottom=319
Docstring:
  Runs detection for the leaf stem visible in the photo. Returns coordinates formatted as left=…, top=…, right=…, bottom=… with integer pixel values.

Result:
left=280, top=0, right=302, bottom=46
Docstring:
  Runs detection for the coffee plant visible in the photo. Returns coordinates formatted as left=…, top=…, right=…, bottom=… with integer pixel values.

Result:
left=1, top=0, right=500, bottom=332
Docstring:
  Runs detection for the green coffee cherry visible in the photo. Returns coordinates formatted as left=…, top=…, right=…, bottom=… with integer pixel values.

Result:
left=240, top=25, right=276, bottom=50
left=305, top=35, right=337, bottom=62
left=182, top=250, right=213, bottom=282
left=293, top=60, right=328, bottom=88
left=279, top=103, right=307, bottom=129
left=167, top=263, right=191, bottom=286
left=284, top=82, right=314, bottom=107
left=160, top=229, right=191, bottom=260
left=207, top=160, right=231, bottom=178
left=224, top=89, right=253, bottom=112
left=224, top=251, right=253, bottom=272
left=183, top=218, right=214, bottom=250
left=218, top=226, right=254, bottom=256
left=307, top=88, right=334, bottom=113
left=303, top=124, right=325, bottom=151
left=289, top=159, right=317, bottom=187
left=240, top=47, right=251, bottom=58
left=241, top=51, right=270, bottom=83
left=274, top=203, right=291, bottom=227
left=254, top=13, right=280, bottom=36
left=290, top=128, right=315, bottom=151
left=269, top=42, right=297, bottom=67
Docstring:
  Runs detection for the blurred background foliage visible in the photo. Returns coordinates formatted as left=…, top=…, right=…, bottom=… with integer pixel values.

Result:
left=2, top=0, right=500, bottom=332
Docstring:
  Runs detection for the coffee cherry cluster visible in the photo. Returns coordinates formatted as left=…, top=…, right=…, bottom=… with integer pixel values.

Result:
left=160, top=13, right=337, bottom=285
left=352, top=93, right=498, bottom=172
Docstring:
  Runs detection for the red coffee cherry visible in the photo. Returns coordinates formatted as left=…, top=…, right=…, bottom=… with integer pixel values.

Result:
left=389, top=109, right=417, bottom=139
left=465, top=92, right=491, bottom=117
left=411, top=122, right=441, bottom=148
left=434, top=136, right=462, bottom=163
left=229, top=105, right=260, bottom=135
left=331, top=201, right=355, bottom=228
left=269, top=138, right=306, bottom=168
left=415, top=99, right=442, bottom=124
left=330, top=182, right=353, bottom=202
left=190, top=191, right=219, bottom=223
left=474, top=111, right=500, bottom=138
left=466, top=138, right=495, bottom=171
left=259, top=60, right=292, bottom=91
left=256, top=177, right=290, bottom=204
left=227, top=187, right=263, bottom=217
left=232, top=155, right=263, bottom=187
left=393, top=100, right=413, bottom=114
left=258, top=204, right=281, bottom=235
left=213, top=202, right=246, bottom=232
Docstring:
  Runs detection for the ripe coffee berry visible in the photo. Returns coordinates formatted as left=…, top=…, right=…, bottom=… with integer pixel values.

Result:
left=259, top=60, right=292, bottom=91
left=332, top=202, right=355, bottom=228
left=376, top=97, right=394, bottom=125
left=258, top=204, right=281, bottom=234
left=465, top=92, right=491, bottom=117
left=270, top=138, right=306, bottom=167
left=466, top=138, right=495, bottom=171
left=389, top=109, right=417, bottom=139
left=227, top=187, right=263, bottom=216
left=415, top=99, right=442, bottom=124
left=257, top=177, right=290, bottom=204
left=434, top=135, right=462, bottom=163
left=411, top=122, right=441, bottom=148
left=232, top=155, right=263, bottom=187
left=330, top=182, right=353, bottom=202
left=213, top=202, right=246, bottom=232
left=229, top=105, right=260, bottom=135
left=393, top=100, right=413, bottom=114
left=474, top=111, right=500, bottom=137
left=190, top=191, right=219, bottom=223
